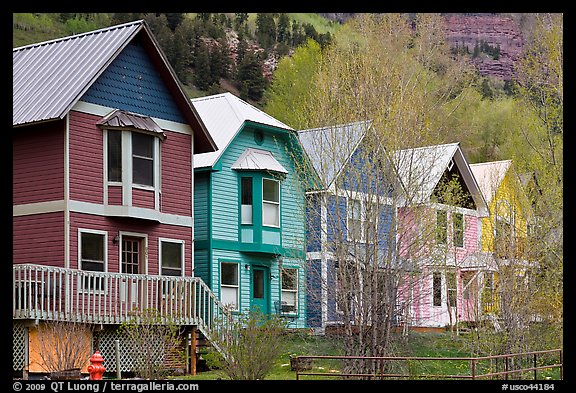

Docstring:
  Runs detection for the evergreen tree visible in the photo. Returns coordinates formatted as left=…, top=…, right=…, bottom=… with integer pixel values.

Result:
left=255, top=13, right=276, bottom=49
left=237, top=51, right=268, bottom=101
left=194, top=41, right=212, bottom=91
left=277, top=13, right=291, bottom=44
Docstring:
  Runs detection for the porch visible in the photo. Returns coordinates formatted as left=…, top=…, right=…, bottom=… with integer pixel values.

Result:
left=12, top=264, right=232, bottom=336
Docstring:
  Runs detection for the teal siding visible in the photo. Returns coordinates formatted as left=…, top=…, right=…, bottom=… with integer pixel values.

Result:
left=199, top=124, right=308, bottom=327
left=193, top=248, right=210, bottom=286
left=194, top=172, right=210, bottom=242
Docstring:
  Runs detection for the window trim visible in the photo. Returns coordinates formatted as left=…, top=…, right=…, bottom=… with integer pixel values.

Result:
left=347, top=197, right=378, bottom=243
left=78, top=229, right=108, bottom=293
left=159, top=237, right=185, bottom=277
left=262, top=177, right=281, bottom=228
left=220, top=261, right=240, bottom=312
left=280, top=267, right=299, bottom=315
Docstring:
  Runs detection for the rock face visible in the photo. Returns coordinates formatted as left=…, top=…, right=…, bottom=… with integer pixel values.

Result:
left=443, top=13, right=524, bottom=80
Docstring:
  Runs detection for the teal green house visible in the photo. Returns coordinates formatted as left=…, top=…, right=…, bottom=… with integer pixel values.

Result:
left=191, top=93, right=314, bottom=327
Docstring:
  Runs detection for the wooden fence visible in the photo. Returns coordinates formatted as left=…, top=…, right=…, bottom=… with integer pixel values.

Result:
left=294, top=349, right=563, bottom=380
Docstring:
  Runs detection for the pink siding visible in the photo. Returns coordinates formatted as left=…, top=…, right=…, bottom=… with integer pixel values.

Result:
left=13, top=213, right=65, bottom=267
left=132, top=188, right=155, bottom=209
left=108, top=185, right=122, bottom=205
left=69, top=111, right=104, bottom=204
left=161, top=131, right=192, bottom=216
left=13, top=121, right=65, bottom=204
left=69, top=212, right=193, bottom=276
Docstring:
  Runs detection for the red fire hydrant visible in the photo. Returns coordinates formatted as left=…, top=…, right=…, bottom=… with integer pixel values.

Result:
left=88, top=351, right=106, bottom=380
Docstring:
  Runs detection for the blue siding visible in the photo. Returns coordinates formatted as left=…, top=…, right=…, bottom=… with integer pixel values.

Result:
left=81, top=42, right=186, bottom=123
left=306, top=194, right=321, bottom=253
left=306, top=259, right=322, bottom=327
left=326, top=194, right=347, bottom=247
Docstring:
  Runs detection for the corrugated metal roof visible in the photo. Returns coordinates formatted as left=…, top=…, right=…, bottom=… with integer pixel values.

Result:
left=97, top=109, right=165, bottom=139
left=469, top=160, right=512, bottom=204
left=393, top=142, right=488, bottom=215
left=192, top=92, right=293, bottom=168
left=231, top=148, right=288, bottom=174
left=13, top=20, right=143, bottom=126
left=297, top=120, right=369, bottom=188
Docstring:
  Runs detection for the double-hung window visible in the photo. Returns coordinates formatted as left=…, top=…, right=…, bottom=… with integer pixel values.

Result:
left=106, top=130, right=157, bottom=188
left=281, top=268, right=298, bottom=314
left=79, top=230, right=106, bottom=291
left=221, top=262, right=239, bottom=311
left=160, top=239, right=183, bottom=277
left=436, top=210, right=448, bottom=244
left=452, top=212, right=464, bottom=247
left=262, top=178, right=280, bottom=227
left=347, top=198, right=378, bottom=242
left=241, top=177, right=253, bottom=224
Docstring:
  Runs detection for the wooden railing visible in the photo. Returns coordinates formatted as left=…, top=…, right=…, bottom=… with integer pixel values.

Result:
left=12, top=264, right=234, bottom=356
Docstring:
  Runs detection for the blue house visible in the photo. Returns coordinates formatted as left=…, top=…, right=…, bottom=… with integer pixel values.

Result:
left=297, top=121, right=400, bottom=332
left=191, top=93, right=316, bottom=327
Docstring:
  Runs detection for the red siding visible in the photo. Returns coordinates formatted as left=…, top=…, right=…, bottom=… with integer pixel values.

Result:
left=13, top=121, right=65, bottom=204
left=69, top=111, right=104, bottom=204
left=13, top=212, right=65, bottom=267
left=132, top=188, right=155, bottom=209
left=69, top=212, right=193, bottom=276
left=161, top=131, right=192, bottom=216
left=108, top=185, right=122, bottom=205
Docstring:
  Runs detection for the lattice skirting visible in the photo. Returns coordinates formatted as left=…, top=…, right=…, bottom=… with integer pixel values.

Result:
left=13, top=322, right=27, bottom=371
left=94, top=326, right=189, bottom=373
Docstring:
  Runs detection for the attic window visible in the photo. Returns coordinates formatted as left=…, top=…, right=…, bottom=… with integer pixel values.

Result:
left=447, top=159, right=454, bottom=171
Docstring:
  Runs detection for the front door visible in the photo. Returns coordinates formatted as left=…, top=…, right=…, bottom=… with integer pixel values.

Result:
left=121, top=236, right=144, bottom=307
left=251, top=266, right=270, bottom=315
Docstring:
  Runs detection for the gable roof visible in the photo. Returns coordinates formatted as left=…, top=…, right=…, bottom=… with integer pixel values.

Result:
left=393, top=142, right=488, bottom=216
left=192, top=92, right=293, bottom=169
left=469, top=160, right=512, bottom=205
left=297, top=120, right=370, bottom=189
left=13, top=19, right=215, bottom=154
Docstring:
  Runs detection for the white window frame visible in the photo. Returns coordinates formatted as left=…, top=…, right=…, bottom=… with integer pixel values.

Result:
left=220, top=262, right=240, bottom=311
left=281, top=268, right=298, bottom=315
left=347, top=197, right=378, bottom=243
left=78, top=229, right=108, bottom=293
left=262, top=178, right=280, bottom=228
left=159, top=238, right=185, bottom=277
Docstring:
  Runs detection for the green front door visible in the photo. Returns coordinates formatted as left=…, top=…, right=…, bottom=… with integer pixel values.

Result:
left=251, top=266, right=270, bottom=315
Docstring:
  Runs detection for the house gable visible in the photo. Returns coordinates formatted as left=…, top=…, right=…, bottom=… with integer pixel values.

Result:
left=81, top=40, right=186, bottom=123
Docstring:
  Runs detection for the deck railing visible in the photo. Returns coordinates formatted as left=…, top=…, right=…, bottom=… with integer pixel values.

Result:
left=12, top=264, right=234, bottom=355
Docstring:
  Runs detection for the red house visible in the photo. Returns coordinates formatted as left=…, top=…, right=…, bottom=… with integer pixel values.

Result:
left=12, top=20, right=223, bottom=377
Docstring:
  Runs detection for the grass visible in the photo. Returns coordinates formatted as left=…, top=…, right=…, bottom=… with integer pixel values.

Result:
left=176, top=330, right=480, bottom=380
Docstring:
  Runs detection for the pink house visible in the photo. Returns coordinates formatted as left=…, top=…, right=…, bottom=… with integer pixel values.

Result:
left=13, top=20, right=219, bottom=377
left=392, top=143, right=489, bottom=329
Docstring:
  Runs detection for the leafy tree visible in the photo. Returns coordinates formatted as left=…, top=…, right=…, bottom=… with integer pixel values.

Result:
left=205, top=308, right=287, bottom=380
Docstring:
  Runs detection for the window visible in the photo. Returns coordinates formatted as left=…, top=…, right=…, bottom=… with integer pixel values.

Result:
left=281, top=268, right=298, bottom=314
left=132, top=133, right=154, bottom=186
left=107, top=131, right=122, bottom=182
left=436, top=210, right=447, bottom=244
left=453, top=212, right=464, bottom=247
left=347, top=199, right=363, bottom=241
left=221, top=262, right=239, bottom=311
left=446, top=272, right=457, bottom=308
left=433, top=272, right=442, bottom=306
left=160, top=240, right=183, bottom=277
left=262, top=178, right=280, bottom=227
left=241, top=177, right=253, bottom=224
left=80, top=231, right=105, bottom=290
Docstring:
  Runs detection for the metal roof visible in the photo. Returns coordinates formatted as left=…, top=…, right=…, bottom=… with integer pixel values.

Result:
left=13, top=19, right=216, bottom=154
left=393, top=143, right=488, bottom=215
left=192, top=92, right=293, bottom=169
left=13, top=20, right=143, bottom=127
left=469, top=160, right=512, bottom=205
left=297, top=120, right=370, bottom=188
left=231, top=148, right=288, bottom=174
left=97, top=109, right=165, bottom=139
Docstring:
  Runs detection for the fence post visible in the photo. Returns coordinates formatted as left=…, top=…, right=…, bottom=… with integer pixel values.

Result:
left=471, top=358, right=476, bottom=380
left=505, top=356, right=509, bottom=380
left=533, top=353, right=537, bottom=380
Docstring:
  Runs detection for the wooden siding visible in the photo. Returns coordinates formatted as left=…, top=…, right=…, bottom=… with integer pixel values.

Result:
left=161, top=131, right=192, bottom=216
left=69, top=212, right=193, bottom=276
left=13, top=120, right=65, bottom=205
left=132, top=188, right=155, bottom=209
left=13, top=213, right=65, bottom=267
left=108, top=185, right=122, bottom=205
left=69, top=111, right=104, bottom=204
left=193, top=172, right=210, bottom=242
left=81, top=41, right=186, bottom=124
left=305, top=194, right=322, bottom=253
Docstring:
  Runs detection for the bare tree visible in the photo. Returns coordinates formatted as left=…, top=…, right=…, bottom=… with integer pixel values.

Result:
left=36, top=321, right=92, bottom=374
